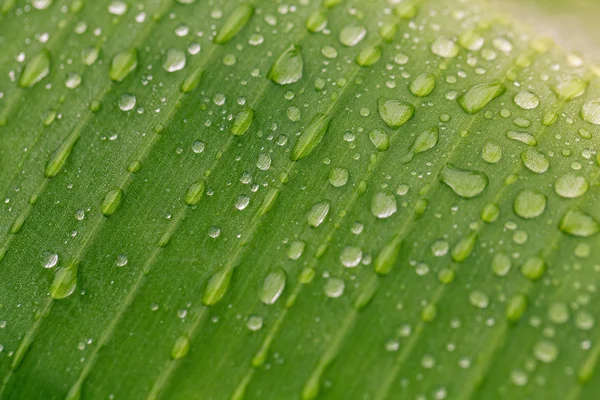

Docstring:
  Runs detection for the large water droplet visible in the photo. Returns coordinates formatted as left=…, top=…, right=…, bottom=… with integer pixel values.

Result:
left=260, top=269, right=286, bottom=305
left=101, top=188, right=123, bottom=216
left=171, top=335, right=190, bottom=359
left=214, top=4, right=254, bottom=44
left=458, top=82, right=506, bottom=114
left=163, top=48, right=186, bottom=72
left=307, top=201, right=330, bottom=227
left=431, top=36, right=458, bottom=58
left=440, top=164, right=488, bottom=198
left=19, top=49, right=51, bottom=88
left=231, top=108, right=254, bottom=136
left=203, top=268, right=233, bottom=306
left=513, top=189, right=547, bottom=219
left=400, top=127, right=438, bottom=163
left=378, top=98, right=414, bottom=128
left=409, top=74, right=436, bottom=97
left=290, top=113, right=331, bottom=161
left=559, top=207, right=599, bottom=237
left=269, top=45, right=303, bottom=85
left=50, top=262, right=78, bottom=299
left=552, top=76, right=586, bottom=101
left=554, top=174, right=589, bottom=198
left=513, top=90, right=539, bottom=110
left=581, top=99, right=600, bottom=125
left=109, top=49, right=137, bottom=82
left=339, top=25, right=366, bottom=47
left=521, top=149, right=549, bottom=174
left=371, top=192, right=397, bottom=219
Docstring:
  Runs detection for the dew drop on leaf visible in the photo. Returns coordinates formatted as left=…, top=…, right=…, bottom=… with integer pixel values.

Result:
left=356, top=46, right=382, bottom=67
left=101, top=188, right=123, bottom=216
left=409, top=73, right=436, bottom=97
left=50, top=262, right=78, bottom=299
left=260, top=269, right=286, bottom=305
left=109, top=49, right=137, bottom=82
left=520, top=256, right=545, bottom=281
left=457, top=82, right=506, bottom=114
left=521, top=149, right=549, bottom=174
left=214, top=4, right=254, bottom=44
left=431, top=36, right=458, bottom=58
left=554, top=173, right=589, bottom=198
left=231, top=108, right=254, bottom=136
left=339, top=25, right=366, bottom=47
left=18, top=49, right=51, bottom=88
left=513, top=90, right=539, bottom=110
left=513, top=189, right=547, bottom=219
left=329, top=167, right=349, bottom=187
left=492, top=253, right=511, bottom=277
left=506, top=130, right=537, bottom=146
left=290, top=113, right=331, bottom=161
left=377, top=99, right=415, bottom=129
left=581, top=99, right=600, bottom=124
left=268, top=45, right=303, bottom=85
left=371, top=192, right=397, bottom=219
left=163, top=48, right=186, bottom=72
left=482, top=141, right=502, bottom=163
left=559, top=207, right=600, bottom=237
left=533, top=340, right=558, bottom=363
left=171, top=335, right=190, bottom=359
left=307, top=201, right=330, bottom=227
left=324, top=278, right=345, bottom=298
left=440, top=164, right=488, bottom=198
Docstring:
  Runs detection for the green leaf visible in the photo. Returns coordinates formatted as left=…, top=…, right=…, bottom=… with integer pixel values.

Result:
left=1, top=0, right=600, bottom=400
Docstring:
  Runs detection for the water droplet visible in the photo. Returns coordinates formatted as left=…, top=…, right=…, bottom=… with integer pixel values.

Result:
left=506, top=130, right=537, bottom=146
left=533, top=340, right=558, bottom=363
left=521, top=256, right=545, bottom=281
left=459, top=30, right=484, bottom=51
left=458, top=82, right=506, bottom=114
left=19, top=49, right=51, bottom=88
left=581, top=99, right=600, bottom=125
left=101, top=188, right=123, bottom=216
left=324, top=278, right=345, bottom=298
left=548, top=302, right=569, bottom=324
left=307, top=201, right=330, bottom=228
left=371, top=192, right=397, bottom=219
left=521, top=149, right=549, bottom=174
left=340, top=246, right=362, bottom=267
left=290, top=113, right=331, bottom=161
left=356, top=46, right=382, bottom=67
left=552, top=76, right=587, bottom=101
left=306, top=11, right=327, bottom=33
left=33, top=0, right=53, bottom=10
left=375, top=237, right=401, bottom=275
left=115, top=254, right=128, bottom=267
left=181, top=67, right=203, bottom=93
left=42, top=252, right=58, bottom=269
left=339, top=25, right=366, bottom=47
left=268, top=45, right=303, bottom=85
left=260, top=269, right=286, bottom=305
left=514, top=189, right=547, bottom=219
left=288, top=241, right=305, bottom=260
left=431, top=36, right=458, bottom=58
left=400, top=127, right=438, bottom=164
left=482, top=141, right=502, bottom=163
left=50, top=262, right=78, bottom=299
left=171, top=335, right=189, bottom=359
left=329, top=167, right=348, bottom=187
left=481, top=203, right=500, bottom=223
left=231, top=108, right=254, bottom=136
left=108, top=1, right=127, bottom=15
left=369, top=129, right=389, bottom=151
left=247, top=315, right=263, bottom=331
left=109, top=49, right=137, bottom=82
left=575, top=311, right=595, bottom=330
left=203, top=268, right=233, bottom=306
left=118, top=93, right=136, bottom=111
left=469, top=290, right=489, bottom=309
left=440, top=164, right=488, bottom=198
left=492, top=253, right=511, bottom=276
left=65, top=72, right=82, bottom=89
left=506, top=294, right=527, bottom=322
left=214, top=4, right=254, bottom=44
left=378, top=98, right=415, bottom=128
left=554, top=174, right=589, bottom=198
left=451, top=232, right=477, bottom=262
left=185, top=180, right=205, bottom=206
left=513, top=90, right=539, bottom=110
left=409, top=74, right=436, bottom=97
left=163, top=48, right=186, bottom=72
left=559, top=207, right=599, bottom=237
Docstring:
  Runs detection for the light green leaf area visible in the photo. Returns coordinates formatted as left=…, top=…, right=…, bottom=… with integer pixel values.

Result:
left=1, top=0, right=600, bottom=399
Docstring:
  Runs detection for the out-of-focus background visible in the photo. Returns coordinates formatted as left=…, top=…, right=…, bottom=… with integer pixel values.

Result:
left=491, top=0, right=600, bottom=63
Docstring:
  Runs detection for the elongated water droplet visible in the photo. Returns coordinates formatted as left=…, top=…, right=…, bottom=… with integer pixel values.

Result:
left=44, top=135, right=78, bottom=178
left=375, top=236, right=401, bottom=275
left=19, top=49, right=51, bottom=88
left=171, top=335, right=189, bottom=359
left=581, top=99, right=600, bottom=125
left=50, top=261, right=78, bottom=299
left=481, top=203, right=500, bottom=223
left=521, top=149, right=549, bottom=174
left=185, top=180, right=205, bottom=206
left=339, top=25, right=366, bottom=47
left=356, top=46, right=381, bottom=67
left=371, top=192, right=397, bottom=219
left=552, top=76, right=586, bottom=101
left=521, top=256, right=545, bottom=281
left=400, top=127, right=438, bottom=163
left=306, top=11, right=327, bottom=33
left=109, top=49, right=137, bottom=82
left=440, top=164, right=488, bottom=198
left=451, top=232, right=477, bottom=262
left=214, top=4, right=254, bottom=44
left=506, top=130, right=537, bottom=146
left=180, top=67, right=203, bottom=93
left=260, top=269, right=286, bottom=305
left=369, top=129, right=389, bottom=151
left=492, top=253, right=511, bottom=276
left=506, top=294, right=527, bottom=322
left=231, top=108, right=254, bottom=136
left=101, top=188, right=123, bottom=216
left=559, top=208, right=599, bottom=237
left=307, top=201, right=330, bottom=227
left=203, top=268, right=233, bottom=306
left=459, top=30, right=484, bottom=51
left=329, top=167, right=348, bottom=187
left=409, top=73, right=436, bottom=97
left=378, top=98, right=414, bottom=128
left=290, top=113, right=331, bottom=161
left=555, top=174, right=589, bottom=198
left=458, top=82, right=506, bottom=114
left=514, top=189, right=546, bottom=219
left=268, top=45, right=303, bottom=85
